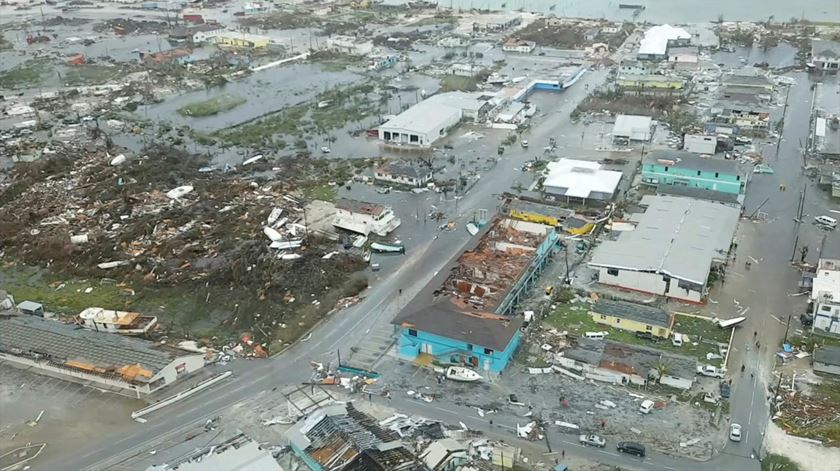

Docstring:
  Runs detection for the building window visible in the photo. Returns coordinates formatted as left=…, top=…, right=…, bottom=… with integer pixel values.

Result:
left=821, top=305, right=832, bottom=312
left=607, top=268, right=619, bottom=276
left=615, top=319, right=621, bottom=323
left=645, top=325, right=653, bottom=331
left=664, top=167, right=669, bottom=172
left=697, top=170, right=701, bottom=176
left=466, top=343, right=473, bottom=351
left=484, top=348, right=494, bottom=355
left=408, top=329, right=417, bottom=336
left=600, top=314, right=607, bottom=319
left=736, top=175, right=741, bottom=181
left=715, top=172, right=719, bottom=178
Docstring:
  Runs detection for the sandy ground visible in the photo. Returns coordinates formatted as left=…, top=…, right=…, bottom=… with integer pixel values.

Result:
left=0, top=364, right=140, bottom=469
left=765, top=421, right=840, bottom=471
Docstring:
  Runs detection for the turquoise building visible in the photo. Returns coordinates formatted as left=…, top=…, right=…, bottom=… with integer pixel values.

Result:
left=642, top=150, right=746, bottom=195
left=391, top=217, right=560, bottom=373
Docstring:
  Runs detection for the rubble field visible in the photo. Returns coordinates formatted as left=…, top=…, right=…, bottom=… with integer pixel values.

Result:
left=0, top=145, right=369, bottom=349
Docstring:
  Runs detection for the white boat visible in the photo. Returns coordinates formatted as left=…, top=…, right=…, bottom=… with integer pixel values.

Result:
left=445, top=366, right=483, bottom=382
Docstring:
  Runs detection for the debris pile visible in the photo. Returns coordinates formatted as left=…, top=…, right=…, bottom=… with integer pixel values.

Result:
left=773, top=385, right=840, bottom=445
left=0, top=145, right=367, bottom=342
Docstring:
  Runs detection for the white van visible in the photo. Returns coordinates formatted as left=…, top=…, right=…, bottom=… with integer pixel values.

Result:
left=815, top=215, right=837, bottom=229
left=639, top=399, right=655, bottom=414
left=672, top=333, right=684, bottom=347
left=584, top=331, right=609, bottom=340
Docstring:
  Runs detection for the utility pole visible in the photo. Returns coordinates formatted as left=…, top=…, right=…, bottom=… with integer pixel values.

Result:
left=782, top=314, right=792, bottom=345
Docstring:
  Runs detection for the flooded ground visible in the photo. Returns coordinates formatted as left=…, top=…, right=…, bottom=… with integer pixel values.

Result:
left=385, top=0, right=840, bottom=23
left=136, top=64, right=364, bottom=133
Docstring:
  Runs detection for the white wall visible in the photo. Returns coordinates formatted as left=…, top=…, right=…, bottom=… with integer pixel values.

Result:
left=597, top=267, right=703, bottom=303
left=684, top=135, right=717, bottom=154
left=150, top=355, right=206, bottom=392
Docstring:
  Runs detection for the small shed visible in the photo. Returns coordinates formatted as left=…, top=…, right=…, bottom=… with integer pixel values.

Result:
left=612, top=114, right=653, bottom=143
left=18, top=301, right=44, bottom=317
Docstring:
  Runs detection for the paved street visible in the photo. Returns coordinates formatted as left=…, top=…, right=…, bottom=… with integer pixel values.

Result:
left=30, top=59, right=830, bottom=471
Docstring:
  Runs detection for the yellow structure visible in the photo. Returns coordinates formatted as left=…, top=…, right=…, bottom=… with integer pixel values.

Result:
left=590, top=299, right=674, bottom=339
left=215, top=32, right=270, bottom=49
left=563, top=216, right=595, bottom=236
left=507, top=199, right=574, bottom=227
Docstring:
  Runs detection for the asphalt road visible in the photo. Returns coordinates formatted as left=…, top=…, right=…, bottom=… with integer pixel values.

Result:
left=34, top=51, right=821, bottom=471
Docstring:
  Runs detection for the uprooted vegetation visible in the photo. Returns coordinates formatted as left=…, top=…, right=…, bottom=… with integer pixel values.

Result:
left=0, top=146, right=370, bottom=349
left=515, top=19, right=634, bottom=50
left=572, top=88, right=682, bottom=120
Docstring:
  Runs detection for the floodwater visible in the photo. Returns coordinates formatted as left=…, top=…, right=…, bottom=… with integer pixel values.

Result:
left=135, top=64, right=363, bottom=133
left=386, top=0, right=840, bottom=23
left=711, top=42, right=799, bottom=69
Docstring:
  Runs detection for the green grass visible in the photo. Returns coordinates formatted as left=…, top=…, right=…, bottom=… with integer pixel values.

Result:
left=761, top=454, right=801, bottom=471
left=177, top=93, right=246, bottom=117
left=544, top=303, right=729, bottom=362
left=1, top=267, right=135, bottom=314
left=0, top=59, right=51, bottom=90
left=64, top=64, right=123, bottom=86
left=303, top=183, right=337, bottom=202
left=440, top=74, right=478, bottom=92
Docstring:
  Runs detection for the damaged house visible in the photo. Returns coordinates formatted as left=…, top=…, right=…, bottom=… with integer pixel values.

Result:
left=392, top=217, right=560, bottom=373
left=333, top=199, right=401, bottom=237
left=285, top=402, right=423, bottom=471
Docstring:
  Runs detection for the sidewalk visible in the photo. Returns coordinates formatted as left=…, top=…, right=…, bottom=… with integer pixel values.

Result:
left=764, top=421, right=840, bottom=471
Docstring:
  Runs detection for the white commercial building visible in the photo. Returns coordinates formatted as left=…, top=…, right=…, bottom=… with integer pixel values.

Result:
left=589, top=195, right=740, bottom=303
left=333, top=199, right=401, bottom=237
left=543, top=159, right=622, bottom=204
left=683, top=134, right=717, bottom=155
left=378, top=92, right=490, bottom=147
left=811, top=258, right=840, bottom=336
left=638, top=24, right=691, bottom=61
left=612, top=114, right=653, bottom=143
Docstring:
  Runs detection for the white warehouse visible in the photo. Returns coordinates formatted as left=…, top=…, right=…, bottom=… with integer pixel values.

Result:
left=378, top=92, right=492, bottom=148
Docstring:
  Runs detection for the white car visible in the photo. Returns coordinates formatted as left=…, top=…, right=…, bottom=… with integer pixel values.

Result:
left=320, top=146, right=331, bottom=153
left=639, top=399, right=655, bottom=414
left=729, top=423, right=742, bottom=442
left=579, top=434, right=606, bottom=447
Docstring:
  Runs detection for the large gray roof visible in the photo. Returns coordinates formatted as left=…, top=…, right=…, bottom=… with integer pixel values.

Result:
left=656, top=184, right=742, bottom=206
left=593, top=299, right=671, bottom=328
left=645, top=149, right=742, bottom=175
left=589, top=195, right=740, bottom=284
left=814, top=346, right=840, bottom=366
left=391, top=298, right=522, bottom=351
left=812, top=39, right=840, bottom=59
left=0, top=315, right=176, bottom=373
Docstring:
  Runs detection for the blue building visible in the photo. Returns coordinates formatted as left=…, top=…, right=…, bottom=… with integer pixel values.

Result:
left=391, top=217, right=560, bottom=373
left=642, top=150, right=746, bottom=195
left=392, top=299, right=523, bottom=373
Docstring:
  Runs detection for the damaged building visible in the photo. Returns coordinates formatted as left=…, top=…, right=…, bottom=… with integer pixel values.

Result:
left=0, top=314, right=206, bottom=396
left=589, top=195, right=739, bottom=303
left=392, top=217, right=560, bottom=373
left=285, top=402, right=423, bottom=471
left=333, top=199, right=401, bottom=237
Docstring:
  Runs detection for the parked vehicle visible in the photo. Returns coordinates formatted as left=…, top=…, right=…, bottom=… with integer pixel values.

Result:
left=521, top=140, right=529, bottom=148
left=719, top=381, right=731, bottom=399
left=579, top=434, right=606, bottom=447
left=815, top=215, right=837, bottom=229
left=672, top=333, right=684, bottom=346
left=697, top=364, right=726, bottom=378
left=639, top=399, right=655, bottom=414
left=584, top=331, right=608, bottom=340
left=617, top=441, right=646, bottom=457
left=445, top=366, right=482, bottom=382
left=729, top=423, right=742, bottom=442
left=634, top=331, right=656, bottom=341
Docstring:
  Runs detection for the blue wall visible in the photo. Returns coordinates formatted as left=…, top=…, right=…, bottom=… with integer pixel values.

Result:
left=642, top=163, right=744, bottom=194
left=396, top=327, right=521, bottom=373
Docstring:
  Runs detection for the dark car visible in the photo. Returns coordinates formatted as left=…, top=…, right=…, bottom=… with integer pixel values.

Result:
left=719, top=381, right=731, bottom=399
left=617, top=441, right=646, bottom=457
left=634, top=331, right=660, bottom=342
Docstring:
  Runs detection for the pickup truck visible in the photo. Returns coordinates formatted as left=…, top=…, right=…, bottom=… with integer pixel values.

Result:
left=697, top=364, right=726, bottom=378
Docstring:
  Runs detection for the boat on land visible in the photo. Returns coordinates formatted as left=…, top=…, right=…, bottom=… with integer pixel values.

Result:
left=446, top=366, right=483, bottom=382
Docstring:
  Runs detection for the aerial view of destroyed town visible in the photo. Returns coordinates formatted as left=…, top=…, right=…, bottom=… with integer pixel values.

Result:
left=4, top=0, right=840, bottom=470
